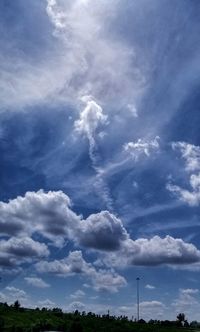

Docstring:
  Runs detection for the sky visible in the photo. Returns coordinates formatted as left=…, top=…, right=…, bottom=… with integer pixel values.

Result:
left=0, top=0, right=200, bottom=322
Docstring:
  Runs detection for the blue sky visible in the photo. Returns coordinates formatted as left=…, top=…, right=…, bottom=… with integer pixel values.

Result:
left=0, top=0, right=200, bottom=322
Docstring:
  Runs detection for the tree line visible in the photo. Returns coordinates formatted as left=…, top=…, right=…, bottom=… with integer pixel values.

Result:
left=0, top=301, right=199, bottom=332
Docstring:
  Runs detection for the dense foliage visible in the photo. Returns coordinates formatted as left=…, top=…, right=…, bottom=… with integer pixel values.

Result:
left=0, top=302, right=198, bottom=332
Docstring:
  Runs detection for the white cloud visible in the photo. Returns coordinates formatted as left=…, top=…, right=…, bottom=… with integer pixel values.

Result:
left=24, top=277, right=50, bottom=288
left=38, top=298, right=55, bottom=308
left=180, top=288, right=199, bottom=295
left=124, top=136, right=160, bottom=160
left=167, top=183, right=200, bottom=206
left=145, top=284, right=155, bottom=290
left=0, top=286, right=30, bottom=307
left=118, top=301, right=165, bottom=321
left=0, top=237, right=49, bottom=269
left=0, top=0, right=145, bottom=111
left=74, top=98, right=113, bottom=210
left=0, top=190, right=80, bottom=245
left=1, top=190, right=200, bottom=274
left=104, top=236, right=200, bottom=267
left=67, top=301, right=85, bottom=312
left=45, top=0, right=144, bottom=107
left=75, top=98, right=107, bottom=142
left=91, top=268, right=127, bottom=293
left=70, top=290, right=85, bottom=300
left=139, top=301, right=165, bottom=320
left=172, top=142, right=200, bottom=172
left=172, top=288, right=199, bottom=316
left=78, top=211, right=128, bottom=251
left=127, top=104, right=138, bottom=117
left=167, top=142, right=200, bottom=206
left=36, top=250, right=87, bottom=276
left=5, top=286, right=27, bottom=299
left=36, top=250, right=127, bottom=293
left=190, top=173, right=200, bottom=190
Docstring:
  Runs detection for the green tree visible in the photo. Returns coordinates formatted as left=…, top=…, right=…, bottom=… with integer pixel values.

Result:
left=177, top=313, right=185, bottom=326
left=13, top=300, right=21, bottom=310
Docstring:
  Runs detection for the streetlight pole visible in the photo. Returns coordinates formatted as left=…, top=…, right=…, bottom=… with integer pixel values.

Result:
left=136, top=277, right=140, bottom=321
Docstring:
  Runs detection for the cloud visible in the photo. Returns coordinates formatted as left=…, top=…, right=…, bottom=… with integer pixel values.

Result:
left=145, top=284, right=155, bottom=290
left=104, top=236, right=200, bottom=267
left=70, top=290, right=85, bottom=300
left=38, top=298, right=55, bottom=308
left=36, top=250, right=89, bottom=276
left=24, top=277, right=50, bottom=288
left=167, top=183, right=200, bottom=206
left=180, top=288, right=199, bottom=295
left=118, top=301, right=165, bottom=321
left=139, top=301, right=165, bottom=320
left=67, top=301, right=85, bottom=312
left=0, top=189, right=130, bottom=254
left=5, top=286, right=27, bottom=299
left=78, top=211, right=128, bottom=251
left=0, top=0, right=145, bottom=111
left=0, top=190, right=80, bottom=246
left=36, top=250, right=127, bottom=293
left=74, top=98, right=107, bottom=144
left=0, top=286, right=29, bottom=306
left=74, top=98, right=113, bottom=210
left=172, top=288, right=199, bottom=315
left=167, top=142, right=200, bottom=206
left=124, top=136, right=160, bottom=160
left=45, top=0, right=144, bottom=107
left=1, top=190, right=200, bottom=274
left=91, top=268, right=127, bottom=293
left=0, top=237, right=49, bottom=269
left=172, top=142, right=200, bottom=172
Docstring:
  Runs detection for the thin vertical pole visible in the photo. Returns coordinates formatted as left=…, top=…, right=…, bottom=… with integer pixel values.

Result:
left=136, top=277, right=140, bottom=321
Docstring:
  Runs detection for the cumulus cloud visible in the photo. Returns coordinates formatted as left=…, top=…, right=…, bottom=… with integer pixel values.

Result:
left=36, top=250, right=89, bottom=276
left=124, top=136, right=160, bottom=160
left=104, top=236, right=200, bottom=267
left=1, top=190, right=200, bottom=274
left=70, top=290, right=85, bottom=300
left=36, top=250, right=127, bottom=293
left=180, top=288, right=199, bottom=295
left=0, top=190, right=80, bottom=245
left=172, top=288, right=199, bottom=314
left=0, top=286, right=29, bottom=306
left=0, top=190, right=128, bottom=263
left=78, top=211, right=128, bottom=251
left=24, top=277, right=50, bottom=288
left=0, top=237, right=49, bottom=269
left=5, top=286, right=27, bottom=299
left=38, top=298, right=55, bottom=308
